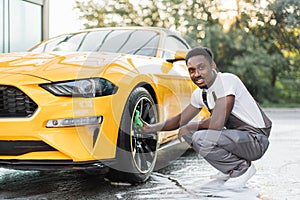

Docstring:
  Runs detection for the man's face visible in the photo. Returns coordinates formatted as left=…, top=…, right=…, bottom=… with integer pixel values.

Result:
left=187, top=55, right=215, bottom=89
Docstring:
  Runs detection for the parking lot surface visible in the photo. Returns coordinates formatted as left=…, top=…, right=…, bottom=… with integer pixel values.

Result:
left=0, top=108, right=299, bottom=199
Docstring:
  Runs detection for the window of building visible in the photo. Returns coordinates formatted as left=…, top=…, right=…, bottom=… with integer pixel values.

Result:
left=9, top=0, right=42, bottom=52
left=0, top=1, right=3, bottom=53
left=0, top=0, right=47, bottom=53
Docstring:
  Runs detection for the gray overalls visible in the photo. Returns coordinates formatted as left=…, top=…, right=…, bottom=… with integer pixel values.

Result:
left=183, top=106, right=272, bottom=177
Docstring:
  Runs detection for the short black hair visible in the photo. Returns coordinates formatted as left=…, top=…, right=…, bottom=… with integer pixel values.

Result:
left=185, top=47, right=214, bottom=64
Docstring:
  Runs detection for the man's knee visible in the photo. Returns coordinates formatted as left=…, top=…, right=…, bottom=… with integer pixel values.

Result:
left=182, top=132, right=194, bottom=146
left=192, top=130, right=216, bottom=156
left=192, top=129, right=221, bottom=144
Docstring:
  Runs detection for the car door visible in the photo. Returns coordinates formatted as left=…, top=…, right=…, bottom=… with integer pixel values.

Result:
left=158, top=35, right=195, bottom=143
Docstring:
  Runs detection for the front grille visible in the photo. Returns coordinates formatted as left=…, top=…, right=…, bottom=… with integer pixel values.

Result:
left=0, top=85, right=38, bottom=118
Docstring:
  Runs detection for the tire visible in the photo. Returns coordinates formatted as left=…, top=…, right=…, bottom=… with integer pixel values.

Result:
left=107, top=87, right=159, bottom=184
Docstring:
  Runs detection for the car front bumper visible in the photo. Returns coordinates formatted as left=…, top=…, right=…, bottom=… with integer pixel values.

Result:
left=0, top=73, right=122, bottom=166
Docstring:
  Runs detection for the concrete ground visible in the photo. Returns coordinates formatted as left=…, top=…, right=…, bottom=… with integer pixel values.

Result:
left=113, top=108, right=300, bottom=199
left=0, top=108, right=299, bottom=199
left=248, top=108, right=300, bottom=199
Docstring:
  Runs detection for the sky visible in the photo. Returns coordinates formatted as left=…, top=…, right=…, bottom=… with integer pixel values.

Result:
left=48, top=0, right=241, bottom=38
left=49, top=0, right=84, bottom=37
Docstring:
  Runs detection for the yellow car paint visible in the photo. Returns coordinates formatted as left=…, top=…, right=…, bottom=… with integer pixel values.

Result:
left=0, top=27, right=210, bottom=168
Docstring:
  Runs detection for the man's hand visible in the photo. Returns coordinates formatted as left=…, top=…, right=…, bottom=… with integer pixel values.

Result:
left=177, top=119, right=211, bottom=142
left=178, top=125, right=190, bottom=142
left=138, top=116, right=157, bottom=133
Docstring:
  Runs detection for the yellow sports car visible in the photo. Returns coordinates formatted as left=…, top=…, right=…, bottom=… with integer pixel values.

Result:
left=0, top=27, right=209, bottom=183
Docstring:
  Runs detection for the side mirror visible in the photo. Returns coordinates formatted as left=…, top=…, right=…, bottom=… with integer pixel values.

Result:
left=166, top=49, right=188, bottom=63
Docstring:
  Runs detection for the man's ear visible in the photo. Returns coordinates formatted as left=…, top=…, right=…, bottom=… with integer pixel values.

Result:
left=211, top=61, right=216, bottom=69
left=212, top=61, right=220, bottom=72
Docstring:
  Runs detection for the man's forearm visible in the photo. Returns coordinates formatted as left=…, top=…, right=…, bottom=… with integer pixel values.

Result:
left=187, top=118, right=211, bottom=132
left=148, top=114, right=181, bottom=132
left=162, top=117, right=181, bottom=131
left=144, top=104, right=200, bottom=133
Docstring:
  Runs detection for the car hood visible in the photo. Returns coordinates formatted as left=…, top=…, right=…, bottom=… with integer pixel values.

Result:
left=0, top=52, right=125, bottom=82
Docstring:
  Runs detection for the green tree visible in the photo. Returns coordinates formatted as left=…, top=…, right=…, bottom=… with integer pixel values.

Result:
left=74, top=0, right=299, bottom=105
left=75, top=0, right=140, bottom=28
left=269, top=0, right=300, bottom=104
left=200, top=0, right=300, bottom=104
left=245, top=0, right=300, bottom=104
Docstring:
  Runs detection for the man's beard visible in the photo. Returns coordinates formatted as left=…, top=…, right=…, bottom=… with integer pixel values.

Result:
left=193, top=77, right=207, bottom=89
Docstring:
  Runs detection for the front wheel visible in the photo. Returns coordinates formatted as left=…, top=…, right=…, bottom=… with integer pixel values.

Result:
left=107, top=87, right=159, bottom=184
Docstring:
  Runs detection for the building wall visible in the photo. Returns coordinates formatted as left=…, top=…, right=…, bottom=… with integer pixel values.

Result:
left=0, top=0, right=49, bottom=53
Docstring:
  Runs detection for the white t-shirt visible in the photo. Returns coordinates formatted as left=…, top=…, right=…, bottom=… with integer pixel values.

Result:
left=191, top=72, right=267, bottom=129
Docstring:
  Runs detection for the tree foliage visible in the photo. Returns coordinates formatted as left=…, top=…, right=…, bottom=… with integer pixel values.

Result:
left=74, top=0, right=300, bottom=106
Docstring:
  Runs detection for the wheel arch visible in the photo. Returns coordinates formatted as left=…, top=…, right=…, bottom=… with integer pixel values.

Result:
left=134, top=82, right=160, bottom=122
left=136, top=82, right=158, bottom=105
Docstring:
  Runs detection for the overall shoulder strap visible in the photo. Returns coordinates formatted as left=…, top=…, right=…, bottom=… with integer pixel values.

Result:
left=202, top=89, right=212, bottom=113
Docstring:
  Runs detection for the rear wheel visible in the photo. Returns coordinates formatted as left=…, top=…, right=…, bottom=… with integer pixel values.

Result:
left=107, top=87, right=159, bottom=184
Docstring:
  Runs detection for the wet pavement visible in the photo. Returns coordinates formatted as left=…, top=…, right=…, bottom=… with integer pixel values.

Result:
left=0, top=108, right=299, bottom=199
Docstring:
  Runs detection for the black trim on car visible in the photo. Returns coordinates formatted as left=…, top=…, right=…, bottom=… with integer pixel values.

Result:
left=0, top=159, right=117, bottom=171
left=0, top=141, right=56, bottom=156
left=0, top=85, right=38, bottom=118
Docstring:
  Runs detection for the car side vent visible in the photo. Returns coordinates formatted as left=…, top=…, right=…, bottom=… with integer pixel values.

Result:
left=0, top=85, right=38, bottom=118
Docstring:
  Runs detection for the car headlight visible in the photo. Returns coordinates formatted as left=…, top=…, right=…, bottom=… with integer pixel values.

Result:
left=40, top=78, right=118, bottom=97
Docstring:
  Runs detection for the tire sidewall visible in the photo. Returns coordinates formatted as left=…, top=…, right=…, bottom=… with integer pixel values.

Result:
left=115, top=87, right=158, bottom=183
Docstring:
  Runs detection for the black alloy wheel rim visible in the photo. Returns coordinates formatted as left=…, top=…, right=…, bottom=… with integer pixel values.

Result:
left=130, top=97, right=158, bottom=173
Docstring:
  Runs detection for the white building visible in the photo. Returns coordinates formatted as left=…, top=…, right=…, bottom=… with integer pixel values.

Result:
left=0, top=0, right=49, bottom=53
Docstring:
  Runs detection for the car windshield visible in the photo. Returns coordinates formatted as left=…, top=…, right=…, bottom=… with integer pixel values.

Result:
left=30, top=30, right=160, bottom=57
